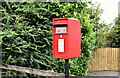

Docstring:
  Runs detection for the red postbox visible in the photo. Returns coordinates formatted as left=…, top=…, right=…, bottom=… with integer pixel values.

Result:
left=52, top=18, right=81, bottom=59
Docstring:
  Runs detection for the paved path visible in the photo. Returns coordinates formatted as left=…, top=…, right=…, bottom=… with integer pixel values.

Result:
left=87, top=71, right=119, bottom=76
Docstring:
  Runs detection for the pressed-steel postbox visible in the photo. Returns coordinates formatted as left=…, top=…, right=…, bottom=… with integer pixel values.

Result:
left=52, top=18, right=81, bottom=59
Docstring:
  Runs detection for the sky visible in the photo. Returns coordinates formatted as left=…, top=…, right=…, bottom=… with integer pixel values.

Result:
left=89, top=0, right=120, bottom=25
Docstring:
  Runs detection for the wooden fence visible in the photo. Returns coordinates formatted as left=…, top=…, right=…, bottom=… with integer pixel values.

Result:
left=88, top=48, right=120, bottom=71
left=0, top=64, right=64, bottom=77
left=0, top=64, right=78, bottom=77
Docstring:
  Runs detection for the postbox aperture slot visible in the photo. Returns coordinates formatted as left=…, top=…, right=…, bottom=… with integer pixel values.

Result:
left=53, top=24, right=67, bottom=27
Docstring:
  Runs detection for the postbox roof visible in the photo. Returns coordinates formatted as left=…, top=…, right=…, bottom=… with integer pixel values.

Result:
left=53, top=18, right=79, bottom=21
left=53, top=18, right=68, bottom=21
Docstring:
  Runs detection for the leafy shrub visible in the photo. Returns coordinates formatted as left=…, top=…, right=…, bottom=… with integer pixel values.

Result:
left=1, top=2, right=95, bottom=77
left=107, top=17, right=120, bottom=47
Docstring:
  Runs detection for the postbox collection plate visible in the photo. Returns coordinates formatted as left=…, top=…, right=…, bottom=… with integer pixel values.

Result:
left=56, top=27, right=66, bottom=33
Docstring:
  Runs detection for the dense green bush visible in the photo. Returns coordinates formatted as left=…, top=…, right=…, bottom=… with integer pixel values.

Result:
left=0, top=2, right=95, bottom=77
left=107, top=17, right=120, bottom=47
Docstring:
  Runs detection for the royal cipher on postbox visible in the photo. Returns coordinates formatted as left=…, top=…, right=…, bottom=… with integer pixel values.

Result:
left=52, top=18, right=81, bottom=59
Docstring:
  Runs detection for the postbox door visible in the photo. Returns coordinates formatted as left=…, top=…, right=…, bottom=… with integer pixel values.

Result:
left=54, top=34, right=68, bottom=58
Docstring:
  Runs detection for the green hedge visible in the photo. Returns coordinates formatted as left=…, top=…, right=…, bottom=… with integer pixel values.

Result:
left=0, top=2, right=95, bottom=77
